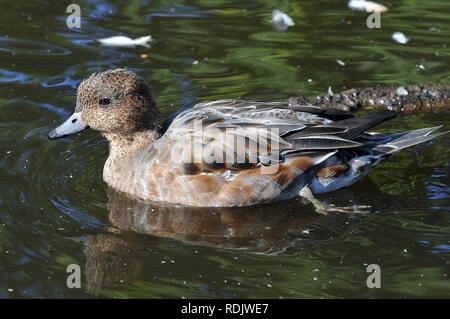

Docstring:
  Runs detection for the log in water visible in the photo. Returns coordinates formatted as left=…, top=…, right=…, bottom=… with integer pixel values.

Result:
left=288, top=83, right=450, bottom=114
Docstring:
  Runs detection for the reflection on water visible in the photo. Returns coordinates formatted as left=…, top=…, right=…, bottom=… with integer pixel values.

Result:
left=82, top=180, right=412, bottom=296
left=0, top=0, right=448, bottom=298
left=83, top=187, right=355, bottom=295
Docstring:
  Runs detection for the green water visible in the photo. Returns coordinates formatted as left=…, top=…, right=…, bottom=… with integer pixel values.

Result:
left=0, top=0, right=449, bottom=298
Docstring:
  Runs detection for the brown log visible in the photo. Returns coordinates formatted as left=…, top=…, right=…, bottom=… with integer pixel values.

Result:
left=288, top=83, right=450, bottom=114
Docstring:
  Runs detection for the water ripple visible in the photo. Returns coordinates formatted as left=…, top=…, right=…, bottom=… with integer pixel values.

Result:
left=0, top=69, right=30, bottom=83
left=0, top=36, right=71, bottom=56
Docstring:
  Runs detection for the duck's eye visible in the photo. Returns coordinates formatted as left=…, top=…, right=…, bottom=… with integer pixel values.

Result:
left=99, top=98, right=111, bottom=106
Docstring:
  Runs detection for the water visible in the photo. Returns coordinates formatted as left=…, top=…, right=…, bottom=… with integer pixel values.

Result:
left=0, top=0, right=449, bottom=298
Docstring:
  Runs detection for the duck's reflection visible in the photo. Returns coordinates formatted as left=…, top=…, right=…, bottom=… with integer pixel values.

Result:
left=83, top=184, right=382, bottom=295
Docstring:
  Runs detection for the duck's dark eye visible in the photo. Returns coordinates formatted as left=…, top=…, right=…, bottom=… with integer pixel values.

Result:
left=99, top=98, right=111, bottom=106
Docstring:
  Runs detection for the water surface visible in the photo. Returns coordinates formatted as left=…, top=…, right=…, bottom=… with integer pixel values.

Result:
left=0, top=0, right=449, bottom=298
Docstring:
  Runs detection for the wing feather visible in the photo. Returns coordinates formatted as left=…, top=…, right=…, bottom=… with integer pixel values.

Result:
left=165, top=100, right=366, bottom=174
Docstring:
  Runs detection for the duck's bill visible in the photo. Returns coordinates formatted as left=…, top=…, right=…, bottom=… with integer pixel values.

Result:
left=48, top=112, right=88, bottom=140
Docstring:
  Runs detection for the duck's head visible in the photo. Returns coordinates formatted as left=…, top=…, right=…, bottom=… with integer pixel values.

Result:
left=48, top=68, right=159, bottom=139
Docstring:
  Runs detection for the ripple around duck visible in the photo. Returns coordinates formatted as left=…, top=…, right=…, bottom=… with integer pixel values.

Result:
left=0, top=98, right=108, bottom=232
left=33, top=131, right=109, bottom=230
left=0, top=37, right=71, bottom=56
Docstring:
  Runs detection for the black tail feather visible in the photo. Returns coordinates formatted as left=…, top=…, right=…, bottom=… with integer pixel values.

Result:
left=333, top=110, right=397, bottom=139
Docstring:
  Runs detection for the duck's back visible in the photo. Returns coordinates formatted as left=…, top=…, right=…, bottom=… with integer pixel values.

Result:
left=104, top=100, right=442, bottom=207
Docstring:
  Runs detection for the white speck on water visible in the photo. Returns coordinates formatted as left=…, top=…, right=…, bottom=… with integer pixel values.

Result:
left=403, top=248, right=408, bottom=253
left=417, top=64, right=425, bottom=70
left=8, top=288, right=13, bottom=292
left=392, top=32, right=409, bottom=44
left=267, top=284, right=272, bottom=288
left=313, top=277, right=318, bottom=281
left=6, top=151, right=11, bottom=154
left=161, top=260, right=166, bottom=264
left=336, top=59, right=346, bottom=66
left=272, top=10, right=295, bottom=31
left=348, top=0, right=388, bottom=13
left=307, top=79, right=312, bottom=83
left=192, top=60, right=199, bottom=65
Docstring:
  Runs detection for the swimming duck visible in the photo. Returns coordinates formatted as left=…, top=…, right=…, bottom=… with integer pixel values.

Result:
left=48, top=69, right=445, bottom=209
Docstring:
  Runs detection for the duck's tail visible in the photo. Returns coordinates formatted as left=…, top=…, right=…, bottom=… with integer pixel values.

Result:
left=369, top=125, right=447, bottom=155
left=310, top=125, right=446, bottom=194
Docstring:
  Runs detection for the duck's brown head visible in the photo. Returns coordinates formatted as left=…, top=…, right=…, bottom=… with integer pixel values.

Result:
left=48, top=68, right=159, bottom=139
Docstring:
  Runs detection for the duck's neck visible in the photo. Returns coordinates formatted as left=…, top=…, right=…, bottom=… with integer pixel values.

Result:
left=102, top=129, right=161, bottom=173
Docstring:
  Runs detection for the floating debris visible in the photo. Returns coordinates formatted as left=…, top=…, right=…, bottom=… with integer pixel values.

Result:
left=348, top=0, right=388, bottom=13
left=272, top=10, right=295, bottom=31
left=97, top=35, right=152, bottom=48
left=396, top=87, right=408, bottom=96
left=192, top=60, right=199, bottom=65
left=328, top=86, right=334, bottom=96
left=336, top=59, right=346, bottom=66
left=392, top=32, right=409, bottom=44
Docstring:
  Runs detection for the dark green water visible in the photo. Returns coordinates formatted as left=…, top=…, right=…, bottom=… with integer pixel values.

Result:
left=0, top=0, right=449, bottom=298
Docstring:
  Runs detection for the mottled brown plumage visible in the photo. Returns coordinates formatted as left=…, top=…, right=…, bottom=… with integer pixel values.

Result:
left=49, top=69, right=446, bottom=207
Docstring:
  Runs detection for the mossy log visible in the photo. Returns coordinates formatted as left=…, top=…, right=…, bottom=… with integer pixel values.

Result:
left=288, top=83, right=450, bottom=114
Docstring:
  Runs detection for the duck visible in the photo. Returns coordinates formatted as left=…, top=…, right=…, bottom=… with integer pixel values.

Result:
left=48, top=68, right=446, bottom=210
